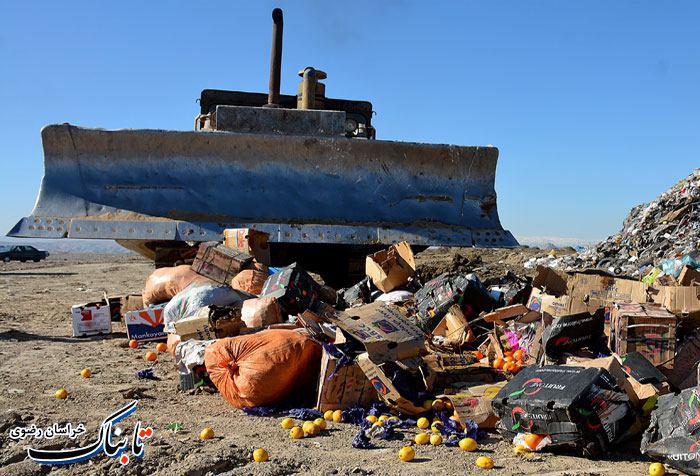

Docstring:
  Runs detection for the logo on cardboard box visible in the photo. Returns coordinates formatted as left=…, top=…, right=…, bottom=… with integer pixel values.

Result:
left=372, top=319, right=398, bottom=334
left=528, top=297, right=542, bottom=312
left=370, top=376, right=388, bottom=396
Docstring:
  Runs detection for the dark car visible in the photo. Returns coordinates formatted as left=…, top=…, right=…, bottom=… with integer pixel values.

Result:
left=0, top=245, right=49, bottom=263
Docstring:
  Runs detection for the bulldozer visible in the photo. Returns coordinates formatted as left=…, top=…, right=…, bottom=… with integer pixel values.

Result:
left=8, top=8, right=516, bottom=285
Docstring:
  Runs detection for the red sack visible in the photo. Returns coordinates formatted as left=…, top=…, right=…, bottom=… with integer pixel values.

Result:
left=205, top=330, right=321, bottom=408
left=231, top=269, right=268, bottom=295
left=143, top=265, right=210, bottom=306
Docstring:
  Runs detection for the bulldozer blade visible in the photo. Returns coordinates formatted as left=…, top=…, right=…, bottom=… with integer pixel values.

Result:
left=9, top=124, right=517, bottom=248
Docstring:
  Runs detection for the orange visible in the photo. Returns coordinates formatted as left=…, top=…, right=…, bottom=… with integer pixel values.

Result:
left=505, top=355, right=515, bottom=363
left=504, top=351, right=514, bottom=358
left=128, top=339, right=138, bottom=349
left=503, top=362, right=516, bottom=373
left=523, top=433, right=544, bottom=450
left=512, top=363, right=523, bottom=374
left=473, top=351, right=484, bottom=360
left=144, top=351, right=157, bottom=362
left=155, top=342, right=168, bottom=353
left=492, top=358, right=504, bottom=370
left=513, top=349, right=525, bottom=361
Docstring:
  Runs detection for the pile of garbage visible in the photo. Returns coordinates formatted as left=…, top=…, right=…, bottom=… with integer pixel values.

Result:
left=526, top=168, right=700, bottom=279
left=69, top=223, right=700, bottom=473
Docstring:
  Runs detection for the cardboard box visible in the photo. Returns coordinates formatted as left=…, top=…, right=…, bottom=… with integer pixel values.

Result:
left=662, top=327, right=700, bottom=389
left=532, top=265, right=569, bottom=296
left=365, top=241, right=415, bottom=293
left=191, top=241, right=253, bottom=285
left=415, top=273, right=474, bottom=328
left=617, top=352, right=670, bottom=406
left=568, top=273, right=649, bottom=314
left=564, top=355, right=642, bottom=408
left=542, top=308, right=606, bottom=360
left=610, top=303, right=676, bottom=370
left=679, top=265, right=700, bottom=286
left=260, top=263, right=321, bottom=316
left=71, top=302, right=112, bottom=337
left=223, top=228, right=270, bottom=266
left=527, top=288, right=572, bottom=317
left=651, top=285, right=700, bottom=321
left=440, top=381, right=506, bottom=429
left=493, top=365, right=635, bottom=450
left=330, top=302, right=425, bottom=362
left=432, top=305, right=474, bottom=346
left=423, top=354, right=495, bottom=391
left=356, top=352, right=426, bottom=415
left=316, top=349, right=377, bottom=411
left=174, top=305, right=246, bottom=341
left=125, top=304, right=167, bottom=342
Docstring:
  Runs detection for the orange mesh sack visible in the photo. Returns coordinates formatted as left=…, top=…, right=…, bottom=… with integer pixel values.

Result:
left=143, top=265, right=210, bottom=306
left=241, top=296, right=282, bottom=327
left=231, top=269, right=268, bottom=295
left=205, top=329, right=321, bottom=408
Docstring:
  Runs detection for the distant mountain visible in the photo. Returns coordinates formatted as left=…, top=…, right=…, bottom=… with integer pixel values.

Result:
left=0, top=237, right=131, bottom=254
left=515, top=235, right=594, bottom=250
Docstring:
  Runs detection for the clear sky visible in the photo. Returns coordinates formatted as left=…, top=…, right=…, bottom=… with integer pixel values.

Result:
left=1, top=1, right=698, bottom=242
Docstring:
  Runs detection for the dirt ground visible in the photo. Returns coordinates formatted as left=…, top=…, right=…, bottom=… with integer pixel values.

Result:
left=0, top=251, right=652, bottom=475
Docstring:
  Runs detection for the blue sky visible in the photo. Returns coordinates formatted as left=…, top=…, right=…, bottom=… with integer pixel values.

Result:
left=1, top=1, right=698, bottom=242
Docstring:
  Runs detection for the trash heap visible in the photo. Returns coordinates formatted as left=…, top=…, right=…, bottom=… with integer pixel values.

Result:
left=69, top=219, right=700, bottom=473
left=526, top=168, right=700, bottom=279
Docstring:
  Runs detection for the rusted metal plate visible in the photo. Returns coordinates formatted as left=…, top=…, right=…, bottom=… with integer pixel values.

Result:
left=8, top=123, right=517, bottom=248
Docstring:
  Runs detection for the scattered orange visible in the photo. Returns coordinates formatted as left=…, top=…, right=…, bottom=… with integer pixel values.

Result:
left=505, top=355, right=515, bottom=363
left=523, top=433, right=544, bottom=450
left=513, top=349, right=525, bottom=361
left=128, top=339, right=139, bottom=349
left=504, top=351, right=514, bottom=358
left=144, top=351, right=157, bottom=362
left=503, top=362, right=516, bottom=373
left=492, top=358, right=505, bottom=370
left=155, top=342, right=168, bottom=353
left=473, top=351, right=484, bottom=360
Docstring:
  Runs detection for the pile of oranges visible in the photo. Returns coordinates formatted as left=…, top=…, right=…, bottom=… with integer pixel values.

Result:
left=491, top=349, right=526, bottom=374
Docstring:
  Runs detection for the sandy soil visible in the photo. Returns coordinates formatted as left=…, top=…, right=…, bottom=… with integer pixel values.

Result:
left=0, top=252, right=651, bottom=475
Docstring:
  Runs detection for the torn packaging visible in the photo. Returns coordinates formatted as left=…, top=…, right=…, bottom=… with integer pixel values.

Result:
left=191, top=241, right=254, bottom=285
left=609, top=303, right=676, bottom=370
left=493, top=365, right=635, bottom=453
left=541, top=308, right=606, bottom=360
left=432, top=305, right=475, bottom=347
left=316, top=348, right=377, bottom=411
left=439, top=381, right=507, bottom=429
left=641, top=387, right=700, bottom=476
left=356, top=352, right=427, bottom=415
left=365, top=241, right=415, bottom=293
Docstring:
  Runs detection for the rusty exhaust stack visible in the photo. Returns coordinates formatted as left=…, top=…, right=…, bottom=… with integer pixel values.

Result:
left=266, top=8, right=283, bottom=108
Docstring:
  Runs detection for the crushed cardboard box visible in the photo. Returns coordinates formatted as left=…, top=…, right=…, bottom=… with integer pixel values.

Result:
left=365, top=241, right=415, bottom=293
left=439, top=381, right=506, bottom=429
left=316, top=348, right=377, bottom=411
